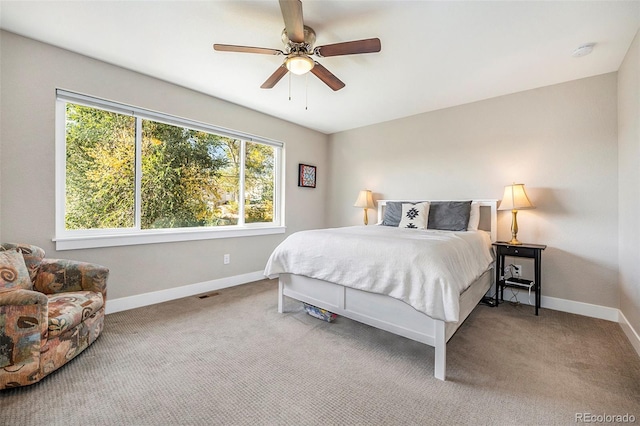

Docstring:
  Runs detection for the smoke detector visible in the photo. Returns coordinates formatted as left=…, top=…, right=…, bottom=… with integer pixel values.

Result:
left=572, top=43, right=595, bottom=57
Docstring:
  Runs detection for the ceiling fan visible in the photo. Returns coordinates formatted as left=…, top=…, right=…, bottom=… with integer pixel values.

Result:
left=213, top=0, right=381, bottom=91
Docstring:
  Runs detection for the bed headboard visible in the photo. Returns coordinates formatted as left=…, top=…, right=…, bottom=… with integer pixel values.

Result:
left=376, top=199, right=498, bottom=242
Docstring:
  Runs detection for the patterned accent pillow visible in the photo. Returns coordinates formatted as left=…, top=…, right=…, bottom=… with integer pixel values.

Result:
left=1, top=243, right=45, bottom=282
left=398, top=202, right=430, bottom=229
left=0, top=249, right=33, bottom=292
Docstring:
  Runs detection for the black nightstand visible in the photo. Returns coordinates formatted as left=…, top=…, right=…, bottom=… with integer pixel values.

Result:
left=492, top=242, right=547, bottom=315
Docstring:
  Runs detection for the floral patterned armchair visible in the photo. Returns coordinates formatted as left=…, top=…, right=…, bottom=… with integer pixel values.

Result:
left=0, top=243, right=108, bottom=389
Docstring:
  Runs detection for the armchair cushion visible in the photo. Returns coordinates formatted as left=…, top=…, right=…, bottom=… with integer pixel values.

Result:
left=47, top=291, right=104, bottom=337
left=0, top=249, right=33, bottom=292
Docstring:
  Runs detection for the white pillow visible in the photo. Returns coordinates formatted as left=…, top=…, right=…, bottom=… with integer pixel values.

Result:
left=398, top=202, right=430, bottom=229
left=467, top=202, right=480, bottom=231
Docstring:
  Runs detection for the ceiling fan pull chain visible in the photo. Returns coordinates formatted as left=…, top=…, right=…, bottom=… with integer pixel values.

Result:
left=288, top=71, right=292, bottom=101
left=304, top=73, right=309, bottom=111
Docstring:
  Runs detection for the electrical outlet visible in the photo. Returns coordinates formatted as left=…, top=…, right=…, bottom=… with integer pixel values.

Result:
left=223, top=254, right=230, bottom=265
left=513, top=265, right=522, bottom=277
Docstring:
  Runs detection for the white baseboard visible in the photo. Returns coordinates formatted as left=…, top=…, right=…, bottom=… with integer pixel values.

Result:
left=494, top=287, right=640, bottom=356
left=540, top=295, right=619, bottom=322
left=494, top=287, right=618, bottom=321
left=619, top=310, right=640, bottom=357
left=105, top=270, right=265, bottom=314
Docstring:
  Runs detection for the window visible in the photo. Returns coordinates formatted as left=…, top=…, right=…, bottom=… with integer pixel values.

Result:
left=55, top=90, right=284, bottom=250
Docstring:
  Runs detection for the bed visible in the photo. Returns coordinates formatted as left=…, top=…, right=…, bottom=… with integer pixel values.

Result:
left=264, top=199, right=497, bottom=381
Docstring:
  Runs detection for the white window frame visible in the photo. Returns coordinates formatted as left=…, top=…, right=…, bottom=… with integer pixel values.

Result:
left=54, top=89, right=285, bottom=250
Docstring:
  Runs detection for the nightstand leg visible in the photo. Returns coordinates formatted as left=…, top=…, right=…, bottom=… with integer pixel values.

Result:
left=535, top=252, right=541, bottom=315
left=494, top=275, right=499, bottom=307
left=494, top=254, right=503, bottom=307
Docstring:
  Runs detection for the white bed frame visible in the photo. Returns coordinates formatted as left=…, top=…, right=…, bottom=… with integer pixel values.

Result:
left=277, top=200, right=497, bottom=381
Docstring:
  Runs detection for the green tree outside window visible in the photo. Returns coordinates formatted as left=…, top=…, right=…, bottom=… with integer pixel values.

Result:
left=64, top=103, right=276, bottom=231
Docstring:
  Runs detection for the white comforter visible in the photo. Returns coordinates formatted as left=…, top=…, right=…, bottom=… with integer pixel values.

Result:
left=264, top=226, right=494, bottom=323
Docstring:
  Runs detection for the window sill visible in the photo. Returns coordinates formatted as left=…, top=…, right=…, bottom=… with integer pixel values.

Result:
left=54, top=226, right=286, bottom=251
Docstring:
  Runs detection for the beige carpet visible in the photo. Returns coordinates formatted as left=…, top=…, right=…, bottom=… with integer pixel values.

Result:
left=2, top=279, right=639, bottom=425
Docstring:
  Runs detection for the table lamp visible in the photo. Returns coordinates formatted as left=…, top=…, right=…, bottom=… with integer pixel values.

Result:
left=353, top=190, right=375, bottom=225
left=498, top=183, right=535, bottom=245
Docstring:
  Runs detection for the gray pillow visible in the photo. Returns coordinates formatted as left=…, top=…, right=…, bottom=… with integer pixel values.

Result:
left=381, top=202, right=404, bottom=226
left=427, top=201, right=472, bottom=231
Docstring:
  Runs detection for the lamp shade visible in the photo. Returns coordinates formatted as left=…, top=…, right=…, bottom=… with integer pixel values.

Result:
left=353, top=190, right=375, bottom=209
left=498, top=184, right=535, bottom=211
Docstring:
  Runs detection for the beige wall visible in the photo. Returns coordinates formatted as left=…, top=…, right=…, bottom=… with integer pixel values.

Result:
left=0, top=31, right=328, bottom=300
left=618, top=30, right=640, bottom=334
left=327, top=73, right=619, bottom=308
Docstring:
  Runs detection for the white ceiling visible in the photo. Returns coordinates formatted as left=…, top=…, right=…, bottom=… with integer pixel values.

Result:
left=1, top=1, right=639, bottom=134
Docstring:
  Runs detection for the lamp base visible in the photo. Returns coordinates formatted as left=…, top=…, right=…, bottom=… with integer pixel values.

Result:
left=508, top=210, right=522, bottom=245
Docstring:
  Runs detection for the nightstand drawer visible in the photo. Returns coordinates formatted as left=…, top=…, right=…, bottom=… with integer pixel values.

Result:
left=499, top=246, right=536, bottom=257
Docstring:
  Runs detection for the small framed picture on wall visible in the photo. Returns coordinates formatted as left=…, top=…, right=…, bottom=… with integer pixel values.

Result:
left=298, top=164, right=316, bottom=188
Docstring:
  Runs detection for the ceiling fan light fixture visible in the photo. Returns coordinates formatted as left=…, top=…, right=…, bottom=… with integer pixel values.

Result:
left=285, top=54, right=314, bottom=75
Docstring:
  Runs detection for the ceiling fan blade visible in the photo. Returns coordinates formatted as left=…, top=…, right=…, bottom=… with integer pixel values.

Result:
left=314, top=38, right=381, bottom=57
left=213, top=44, right=283, bottom=55
left=310, top=62, right=345, bottom=91
left=261, top=65, right=289, bottom=89
left=279, top=0, right=304, bottom=43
